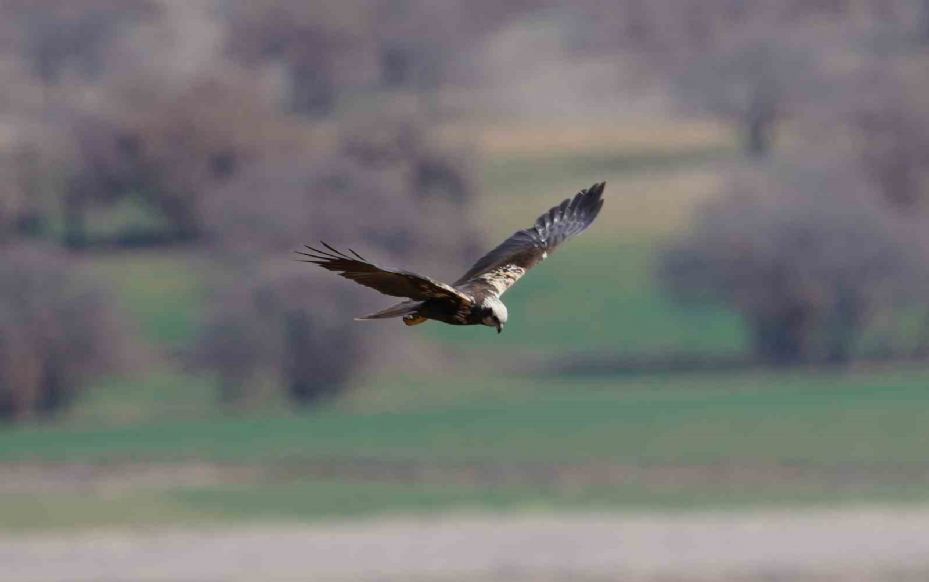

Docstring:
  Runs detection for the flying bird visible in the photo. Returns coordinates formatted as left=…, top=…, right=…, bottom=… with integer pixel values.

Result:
left=297, top=182, right=605, bottom=333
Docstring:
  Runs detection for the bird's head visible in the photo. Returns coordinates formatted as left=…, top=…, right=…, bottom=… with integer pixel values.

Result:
left=480, top=299, right=508, bottom=334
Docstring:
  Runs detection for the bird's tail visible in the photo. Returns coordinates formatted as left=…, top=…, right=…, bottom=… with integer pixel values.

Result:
left=355, top=300, right=423, bottom=321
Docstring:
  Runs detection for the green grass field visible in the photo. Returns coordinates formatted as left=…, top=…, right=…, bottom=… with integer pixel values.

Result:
left=3, top=369, right=929, bottom=528
left=6, top=369, right=929, bottom=466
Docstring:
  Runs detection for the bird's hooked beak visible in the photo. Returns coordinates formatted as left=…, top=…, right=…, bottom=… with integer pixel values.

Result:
left=496, top=321, right=503, bottom=334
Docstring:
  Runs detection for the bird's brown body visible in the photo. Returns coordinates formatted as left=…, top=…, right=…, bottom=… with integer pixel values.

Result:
left=298, top=182, right=605, bottom=333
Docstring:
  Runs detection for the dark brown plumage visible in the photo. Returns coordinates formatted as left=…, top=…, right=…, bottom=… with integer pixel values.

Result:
left=297, top=182, right=605, bottom=333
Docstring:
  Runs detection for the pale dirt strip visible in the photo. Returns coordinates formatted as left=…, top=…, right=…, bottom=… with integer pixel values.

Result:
left=3, top=507, right=929, bottom=582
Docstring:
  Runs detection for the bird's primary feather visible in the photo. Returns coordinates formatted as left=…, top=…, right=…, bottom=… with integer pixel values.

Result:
left=454, top=181, right=605, bottom=299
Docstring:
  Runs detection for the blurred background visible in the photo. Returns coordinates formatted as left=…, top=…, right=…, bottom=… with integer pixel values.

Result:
left=2, top=0, right=929, bottom=580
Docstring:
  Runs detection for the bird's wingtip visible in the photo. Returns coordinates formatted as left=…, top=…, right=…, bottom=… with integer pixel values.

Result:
left=577, top=181, right=606, bottom=203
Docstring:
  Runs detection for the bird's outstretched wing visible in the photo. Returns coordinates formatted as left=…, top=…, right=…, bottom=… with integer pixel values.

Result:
left=454, top=182, right=605, bottom=298
left=297, top=242, right=472, bottom=303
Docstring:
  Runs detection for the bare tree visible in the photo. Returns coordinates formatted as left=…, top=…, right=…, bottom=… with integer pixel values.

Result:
left=200, top=269, right=368, bottom=407
left=813, top=64, right=929, bottom=211
left=660, top=160, right=927, bottom=365
left=0, top=244, right=133, bottom=421
left=802, top=61, right=929, bottom=354
left=569, top=0, right=894, bottom=156
left=672, top=27, right=825, bottom=157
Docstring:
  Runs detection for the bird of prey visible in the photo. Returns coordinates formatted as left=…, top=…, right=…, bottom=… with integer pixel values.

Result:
left=297, top=182, right=605, bottom=333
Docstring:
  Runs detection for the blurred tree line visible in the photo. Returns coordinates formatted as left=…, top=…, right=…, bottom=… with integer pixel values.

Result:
left=0, top=0, right=488, bottom=419
left=2, top=0, right=929, bottom=420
